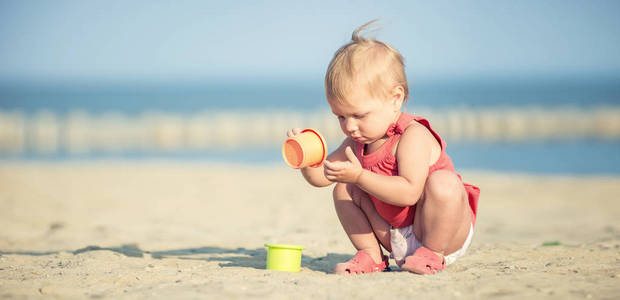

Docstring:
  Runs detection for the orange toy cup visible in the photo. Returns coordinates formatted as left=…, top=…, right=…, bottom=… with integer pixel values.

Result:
left=282, top=128, right=327, bottom=169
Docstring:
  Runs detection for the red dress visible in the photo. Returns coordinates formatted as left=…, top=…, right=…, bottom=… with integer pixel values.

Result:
left=355, top=112, right=480, bottom=228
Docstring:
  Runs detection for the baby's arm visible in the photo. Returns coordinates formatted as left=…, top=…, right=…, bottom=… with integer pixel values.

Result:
left=326, top=123, right=434, bottom=207
left=358, top=124, right=432, bottom=206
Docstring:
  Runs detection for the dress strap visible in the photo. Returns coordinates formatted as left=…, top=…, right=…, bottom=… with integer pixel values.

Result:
left=386, top=121, right=405, bottom=137
left=373, top=113, right=410, bottom=157
left=356, top=112, right=414, bottom=167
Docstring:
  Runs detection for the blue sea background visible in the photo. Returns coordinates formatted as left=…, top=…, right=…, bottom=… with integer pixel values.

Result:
left=1, top=1, right=619, bottom=175
left=2, top=76, right=619, bottom=175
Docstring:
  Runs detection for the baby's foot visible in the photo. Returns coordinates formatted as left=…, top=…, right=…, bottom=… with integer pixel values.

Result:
left=333, top=250, right=389, bottom=275
left=400, top=247, right=445, bottom=275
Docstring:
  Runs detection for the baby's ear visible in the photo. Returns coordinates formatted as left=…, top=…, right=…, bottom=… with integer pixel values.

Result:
left=391, top=86, right=405, bottom=110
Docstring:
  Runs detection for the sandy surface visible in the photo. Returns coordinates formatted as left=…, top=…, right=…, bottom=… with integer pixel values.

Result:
left=0, top=161, right=618, bottom=299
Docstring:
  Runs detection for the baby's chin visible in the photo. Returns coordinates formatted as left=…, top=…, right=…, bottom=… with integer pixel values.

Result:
left=352, top=136, right=379, bottom=144
left=359, top=134, right=391, bottom=145
left=350, top=136, right=367, bottom=143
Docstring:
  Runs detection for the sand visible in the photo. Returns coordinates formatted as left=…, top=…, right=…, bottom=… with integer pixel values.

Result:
left=0, top=161, right=618, bottom=299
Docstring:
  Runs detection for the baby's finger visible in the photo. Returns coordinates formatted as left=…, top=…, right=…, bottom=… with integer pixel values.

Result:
left=292, top=128, right=302, bottom=135
left=323, top=160, right=334, bottom=169
left=323, top=166, right=336, bottom=175
left=325, top=174, right=338, bottom=181
left=325, top=161, right=343, bottom=172
left=330, top=161, right=347, bottom=171
left=286, top=129, right=293, bottom=137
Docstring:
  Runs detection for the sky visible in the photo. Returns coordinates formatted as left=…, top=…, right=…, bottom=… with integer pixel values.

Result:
left=1, top=0, right=619, bottom=83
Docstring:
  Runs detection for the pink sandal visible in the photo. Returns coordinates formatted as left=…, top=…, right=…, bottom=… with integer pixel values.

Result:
left=400, top=247, right=445, bottom=275
left=333, top=250, right=389, bottom=275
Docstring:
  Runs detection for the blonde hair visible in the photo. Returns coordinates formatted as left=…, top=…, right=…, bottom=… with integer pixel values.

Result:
left=325, top=19, right=409, bottom=104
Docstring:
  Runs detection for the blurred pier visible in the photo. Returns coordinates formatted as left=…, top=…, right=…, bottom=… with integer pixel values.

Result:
left=1, top=106, right=619, bottom=155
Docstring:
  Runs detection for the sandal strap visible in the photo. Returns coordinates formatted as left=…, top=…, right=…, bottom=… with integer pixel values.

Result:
left=402, top=247, right=445, bottom=274
left=336, top=250, right=389, bottom=274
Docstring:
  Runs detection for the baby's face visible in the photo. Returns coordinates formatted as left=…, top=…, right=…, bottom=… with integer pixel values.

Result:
left=328, top=88, right=401, bottom=144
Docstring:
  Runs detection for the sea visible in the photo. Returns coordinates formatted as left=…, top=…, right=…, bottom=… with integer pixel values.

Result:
left=1, top=75, right=619, bottom=175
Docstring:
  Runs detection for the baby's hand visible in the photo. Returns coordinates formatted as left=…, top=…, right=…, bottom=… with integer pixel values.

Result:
left=324, top=146, right=363, bottom=184
left=286, top=128, right=302, bottom=137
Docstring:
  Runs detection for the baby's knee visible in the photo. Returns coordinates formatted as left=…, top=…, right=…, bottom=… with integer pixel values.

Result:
left=424, top=170, right=464, bottom=204
left=332, top=182, right=351, bottom=201
left=332, top=183, right=362, bottom=207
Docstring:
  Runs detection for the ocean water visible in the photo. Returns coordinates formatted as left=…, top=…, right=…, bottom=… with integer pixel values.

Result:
left=2, top=75, right=620, bottom=113
left=1, top=76, right=620, bottom=174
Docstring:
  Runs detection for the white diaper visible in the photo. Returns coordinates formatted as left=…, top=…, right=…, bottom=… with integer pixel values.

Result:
left=389, top=223, right=474, bottom=267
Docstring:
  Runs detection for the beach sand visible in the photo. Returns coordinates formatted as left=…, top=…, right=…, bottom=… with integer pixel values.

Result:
left=0, top=162, right=618, bottom=299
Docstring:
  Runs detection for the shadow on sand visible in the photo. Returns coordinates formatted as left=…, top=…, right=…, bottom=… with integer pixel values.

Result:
left=0, top=244, right=355, bottom=274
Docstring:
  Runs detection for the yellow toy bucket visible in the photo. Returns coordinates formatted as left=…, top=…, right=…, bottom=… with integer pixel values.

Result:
left=264, top=243, right=305, bottom=272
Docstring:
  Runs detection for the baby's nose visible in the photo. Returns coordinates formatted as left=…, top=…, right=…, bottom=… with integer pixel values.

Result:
left=345, top=119, right=358, bottom=132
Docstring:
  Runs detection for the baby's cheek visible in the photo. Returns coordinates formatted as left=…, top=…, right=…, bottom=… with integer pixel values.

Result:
left=338, top=123, right=348, bottom=135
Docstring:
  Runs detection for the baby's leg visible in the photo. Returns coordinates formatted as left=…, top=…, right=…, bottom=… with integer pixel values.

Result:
left=413, top=170, right=472, bottom=258
left=333, top=183, right=391, bottom=264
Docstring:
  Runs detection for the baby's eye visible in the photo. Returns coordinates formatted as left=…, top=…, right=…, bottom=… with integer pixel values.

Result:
left=337, top=116, right=345, bottom=121
left=354, top=113, right=367, bottom=119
